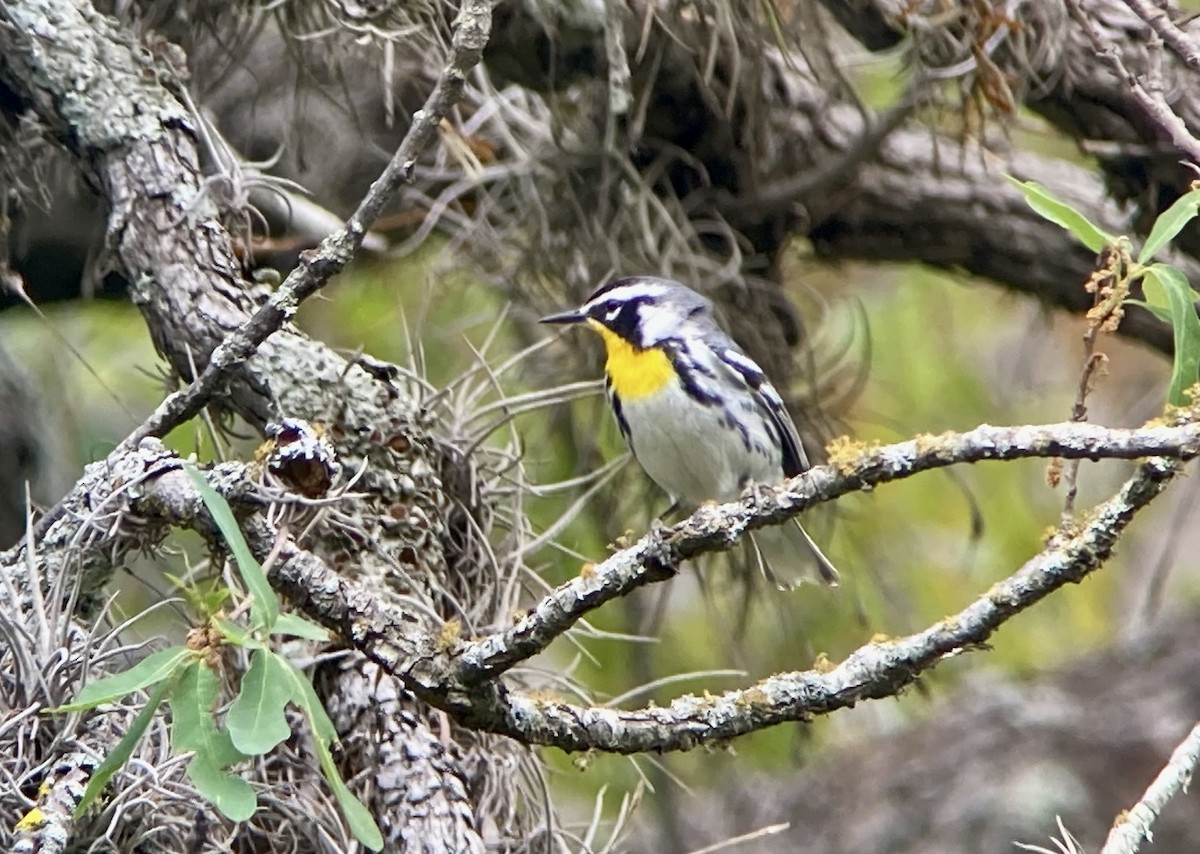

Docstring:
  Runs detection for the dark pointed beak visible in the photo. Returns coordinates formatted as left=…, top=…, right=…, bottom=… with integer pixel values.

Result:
left=539, top=307, right=587, bottom=325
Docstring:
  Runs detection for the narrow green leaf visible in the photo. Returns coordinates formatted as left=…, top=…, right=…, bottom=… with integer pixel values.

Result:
left=283, top=660, right=337, bottom=743
left=52, top=647, right=192, bottom=712
left=1143, top=264, right=1200, bottom=405
left=1126, top=298, right=1173, bottom=324
left=186, top=754, right=257, bottom=821
left=269, top=655, right=380, bottom=849
left=164, top=571, right=231, bottom=618
left=1006, top=176, right=1113, bottom=252
left=1139, top=187, right=1200, bottom=264
left=74, top=679, right=172, bottom=816
left=271, top=612, right=331, bottom=642
left=312, top=728, right=384, bottom=851
left=227, top=650, right=294, bottom=755
left=212, top=616, right=262, bottom=650
left=185, top=463, right=279, bottom=631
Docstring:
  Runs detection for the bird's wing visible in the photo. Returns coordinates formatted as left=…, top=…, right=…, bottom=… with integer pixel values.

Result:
left=712, top=341, right=810, bottom=477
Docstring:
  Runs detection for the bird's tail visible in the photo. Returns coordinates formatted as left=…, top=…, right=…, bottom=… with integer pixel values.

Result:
left=746, top=521, right=840, bottom=591
left=793, top=518, right=840, bottom=586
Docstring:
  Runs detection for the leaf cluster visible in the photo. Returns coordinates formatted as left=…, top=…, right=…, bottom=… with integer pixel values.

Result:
left=1009, top=178, right=1200, bottom=405
left=49, top=465, right=383, bottom=851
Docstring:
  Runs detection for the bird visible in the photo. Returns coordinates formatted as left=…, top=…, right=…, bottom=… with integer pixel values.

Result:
left=540, top=275, right=839, bottom=586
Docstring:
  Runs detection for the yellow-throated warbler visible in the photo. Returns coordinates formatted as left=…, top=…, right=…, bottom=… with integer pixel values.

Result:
left=541, top=275, right=839, bottom=585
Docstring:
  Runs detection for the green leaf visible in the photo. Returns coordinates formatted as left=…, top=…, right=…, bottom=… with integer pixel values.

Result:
left=265, top=656, right=380, bottom=849
left=170, top=661, right=246, bottom=766
left=1126, top=298, right=1173, bottom=324
left=74, top=679, right=172, bottom=816
left=312, top=727, right=384, bottom=851
left=283, top=660, right=337, bottom=743
left=186, top=753, right=257, bottom=821
left=164, top=571, right=231, bottom=618
left=1139, top=188, right=1200, bottom=264
left=1006, top=176, right=1114, bottom=252
left=185, top=463, right=279, bottom=632
left=258, top=652, right=379, bottom=849
left=171, top=661, right=257, bottom=821
left=271, top=612, right=331, bottom=642
left=212, top=616, right=262, bottom=650
left=227, top=650, right=295, bottom=755
left=52, top=647, right=193, bottom=712
left=1143, top=264, right=1200, bottom=405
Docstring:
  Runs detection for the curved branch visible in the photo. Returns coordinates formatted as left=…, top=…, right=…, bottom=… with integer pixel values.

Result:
left=20, top=419, right=1192, bottom=755
left=457, top=420, right=1200, bottom=680
left=258, top=455, right=1183, bottom=752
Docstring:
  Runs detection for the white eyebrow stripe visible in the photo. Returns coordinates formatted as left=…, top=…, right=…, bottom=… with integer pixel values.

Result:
left=585, top=282, right=668, bottom=308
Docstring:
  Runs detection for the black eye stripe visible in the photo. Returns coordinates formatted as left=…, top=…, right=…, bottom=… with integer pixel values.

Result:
left=591, top=295, right=656, bottom=322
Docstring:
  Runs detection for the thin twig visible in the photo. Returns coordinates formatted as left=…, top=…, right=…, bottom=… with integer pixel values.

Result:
left=116, top=0, right=493, bottom=452
left=1123, top=0, right=1200, bottom=76
left=684, top=822, right=791, bottom=854
left=1101, top=720, right=1200, bottom=853
left=1067, top=0, right=1200, bottom=164
left=1060, top=243, right=1126, bottom=519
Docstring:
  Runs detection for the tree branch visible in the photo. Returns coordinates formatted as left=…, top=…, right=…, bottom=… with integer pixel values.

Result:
left=1066, top=0, right=1200, bottom=166
left=116, top=0, right=493, bottom=450
left=1122, top=0, right=1200, bottom=75
left=194, top=449, right=1183, bottom=753
left=12, top=419, right=1192, bottom=756
left=456, top=420, right=1200, bottom=681
left=1102, top=719, right=1200, bottom=853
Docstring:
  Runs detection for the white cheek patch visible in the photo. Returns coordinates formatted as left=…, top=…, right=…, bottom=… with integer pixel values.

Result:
left=637, top=303, right=678, bottom=345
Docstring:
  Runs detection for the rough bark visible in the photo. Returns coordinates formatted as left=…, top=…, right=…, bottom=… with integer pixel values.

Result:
left=0, top=0, right=500, bottom=849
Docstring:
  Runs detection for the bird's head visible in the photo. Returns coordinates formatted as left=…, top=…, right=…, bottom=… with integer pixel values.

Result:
left=539, top=276, right=713, bottom=350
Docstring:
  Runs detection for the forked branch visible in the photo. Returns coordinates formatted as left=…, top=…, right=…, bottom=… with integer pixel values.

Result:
left=10, top=419, right=1191, bottom=754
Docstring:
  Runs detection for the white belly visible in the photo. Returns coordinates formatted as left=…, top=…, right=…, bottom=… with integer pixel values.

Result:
left=616, top=380, right=782, bottom=505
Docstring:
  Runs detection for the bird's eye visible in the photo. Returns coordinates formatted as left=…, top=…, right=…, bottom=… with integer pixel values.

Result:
left=604, top=305, right=621, bottom=322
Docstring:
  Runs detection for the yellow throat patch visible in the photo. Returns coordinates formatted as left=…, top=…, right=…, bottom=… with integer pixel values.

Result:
left=588, top=319, right=675, bottom=400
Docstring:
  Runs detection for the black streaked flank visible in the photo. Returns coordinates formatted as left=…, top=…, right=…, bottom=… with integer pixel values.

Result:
left=661, top=339, right=722, bottom=406
left=715, top=343, right=808, bottom=477
left=608, top=384, right=634, bottom=447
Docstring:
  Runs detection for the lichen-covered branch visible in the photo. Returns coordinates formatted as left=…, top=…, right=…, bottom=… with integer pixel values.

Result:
left=1, top=0, right=493, bottom=543
left=147, top=444, right=1186, bottom=753
left=116, top=0, right=492, bottom=451
left=455, top=420, right=1200, bottom=681
left=481, top=458, right=1174, bottom=752
left=7, top=419, right=1190, bottom=759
